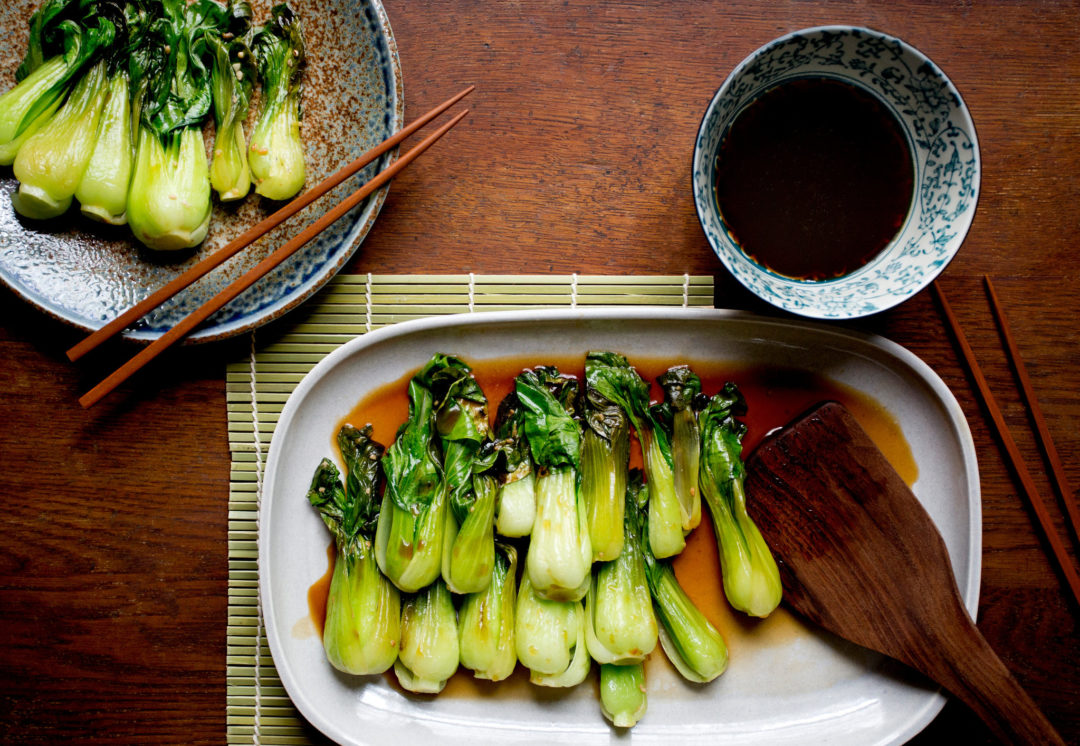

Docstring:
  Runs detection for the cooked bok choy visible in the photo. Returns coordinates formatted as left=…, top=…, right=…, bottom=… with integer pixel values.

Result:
left=249, top=3, right=305, bottom=200
left=207, top=0, right=255, bottom=201
left=126, top=0, right=229, bottom=250
left=654, top=365, right=704, bottom=531
left=306, top=424, right=400, bottom=675
left=700, top=383, right=782, bottom=618
left=375, top=364, right=447, bottom=592
left=395, top=579, right=459, bottom=694
left=419, top=354, right=497, bottom=594
left=584, top=472, right=657, bottom=665
left=600, top=662, right=647, bottom=728
left=459, top=542, right=518, bottom=681
left=581, top=351, right=631, bottom=562
left=586, top=352, right=685, bottom=558
left=0, top=0, right=119, bottom=165
left=515, top=366, right=592, bottom=602
left=637, top=470, right=729, bottom=683
left=515, top=574, right=591, bottom=688
left=12, top=59, right=108, bottom=219
left=492, top=391, right=536, bottom=537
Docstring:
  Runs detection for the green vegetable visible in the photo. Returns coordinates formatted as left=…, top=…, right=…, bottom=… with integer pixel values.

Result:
left=419, top=354, right=496, bottom=595
left=459, top=542, right=517, bottom=682
left=375, top=368, right=446, bottom=593
left=514, top=573, right=590, bottom=688
left=0, top=0, right=119, bottom=165
left=584, top=473, right=657, bottom=665
left=581, top=351, right=631, bottom=562
left=600, top=662, right=647, bottom=728
left=126, top=0, right=227, bottom=250
left=207, top=0, right=255, bottom=200
left=515, top=366, right=592, bottom=602
left=654, top=365, right=704, bottom=531
left=492, top=391, right=536, bottom=537
left=637, top=471, right=729, bottom=683
left=306, top=424, right=400, bottom=676
left=585, top=352, right=685, bottom=558
left=699, top=383, right=782, bottom=618
left=12, top=59, right=108, bottom=219
left=249, top=3, right=305, bottom=200
left=395, top=579, right=459, bottom=694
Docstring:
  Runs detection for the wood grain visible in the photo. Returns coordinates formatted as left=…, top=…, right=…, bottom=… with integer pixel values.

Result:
left=2, top=0, right=1079, bottom=743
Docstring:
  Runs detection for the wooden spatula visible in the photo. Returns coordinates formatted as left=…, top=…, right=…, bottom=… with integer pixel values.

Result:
left=744, top=401, right=1063, bottom=745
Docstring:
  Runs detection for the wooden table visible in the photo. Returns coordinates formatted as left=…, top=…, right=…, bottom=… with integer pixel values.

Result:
left=2, top=1, right=1078, bottom=743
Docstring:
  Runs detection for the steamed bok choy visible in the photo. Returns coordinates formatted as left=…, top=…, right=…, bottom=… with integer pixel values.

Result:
left=584, top=471, right=658, bottom=665
left=375, top=361, right=447, bottom=593
left=306, top=424, right=400, bottom=675
left=395, top=579, right=459, bottom=694
left=653, top=365, right=704, bottom=531
left=638, top=472, right=730, bottom=683
left=491, top=391, right=536, bottom=537
left=600, top=662, right=647, bottom=728
left=207, top=0, right=255, bottom=201
left=586, top=352, right=685, bottom=558
left=514, top=574, right=590, bottom=688
left=515, top=366, right=592, bottom=602
left=0, top=0, right=119, bottom=166
left=581, top=351, right=631, bottom=562
left=459, top=542, right=517, bottom=682
left=700, top=383, right=782, bottom=618
left=420, top=354, right=497, bottom=595
left=249, top=3, right=305, bottom=200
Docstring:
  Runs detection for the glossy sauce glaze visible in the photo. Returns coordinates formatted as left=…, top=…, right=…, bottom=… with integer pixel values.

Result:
left=714, top=77, right=915, bottom=280
left=307, top=354, right=917, bottom=695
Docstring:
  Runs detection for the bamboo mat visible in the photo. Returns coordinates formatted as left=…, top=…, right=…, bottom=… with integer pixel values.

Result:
left=225, top=273, right=715, bottom=744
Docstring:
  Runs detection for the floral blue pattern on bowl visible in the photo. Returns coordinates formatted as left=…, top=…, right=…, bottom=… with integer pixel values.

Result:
left=693, top=26, right=980, bottom=319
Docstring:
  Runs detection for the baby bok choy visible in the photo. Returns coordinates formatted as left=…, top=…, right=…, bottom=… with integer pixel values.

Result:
left=491, top=391, right=536, bottom=537
left=637, top=472, right=729, bottom=683
left=420, top=354, right=497, bottom=595
left=206, top=0, right=255, bottom=201
left=306, top=424, right=399, bottom=676
left=584, top=471, right=658, bottom=665
left=515, top=366, right=592, bottom=602
left=515, top=574, right=590, bottom=688
left=375, top=362, right=447, bottom=592
left=0, top=0, right=118, bottom=165
left=458, top=542, right=518, bottom=682
left=586, top=352, right=685, bottom=559
left=126, top=0, right=225, bottom=250
left=653, top=365, right=704, bottom=532
left=699, top=383, right=782, bottom=618
left=581, top=351, right=631, bottom=562
left=600, top=662, right=647, bottom=728
left=395, top=578, right=459, bottom=694
left=249, top=3, right=305, bottom=200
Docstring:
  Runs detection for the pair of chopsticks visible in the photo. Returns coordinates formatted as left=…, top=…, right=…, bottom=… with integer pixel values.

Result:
left=70, top=85, right=476, bottom=409
left=935, top=279, right=1080, bottom=609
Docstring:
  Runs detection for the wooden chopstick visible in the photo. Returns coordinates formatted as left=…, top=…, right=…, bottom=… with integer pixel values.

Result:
left=985, top=276, right=1080, bottom=549
left=78, top=108, right=470, bottom=409
left=933, top=282, right=1080, bottom=609
left=66, top=85, right=475, bottom=362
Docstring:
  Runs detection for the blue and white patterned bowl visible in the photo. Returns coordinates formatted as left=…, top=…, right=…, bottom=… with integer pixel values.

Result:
left=693, top=26, right=980, bottom=319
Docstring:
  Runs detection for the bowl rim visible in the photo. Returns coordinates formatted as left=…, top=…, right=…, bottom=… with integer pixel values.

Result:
left=692, top=24, right=981, bottom=319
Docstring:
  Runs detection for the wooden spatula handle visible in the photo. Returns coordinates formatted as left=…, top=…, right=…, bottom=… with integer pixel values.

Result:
left=930, top=620, right=1065, bottom=746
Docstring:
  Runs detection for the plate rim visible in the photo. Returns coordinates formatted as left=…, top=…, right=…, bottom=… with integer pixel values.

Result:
left=258, top=306, right=982, bottom=745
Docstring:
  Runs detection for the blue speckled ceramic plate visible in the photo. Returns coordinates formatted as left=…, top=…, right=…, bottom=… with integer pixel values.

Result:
left=0, top=0, right=403, bottom=343
left=693, top=26, right=980, bottom=319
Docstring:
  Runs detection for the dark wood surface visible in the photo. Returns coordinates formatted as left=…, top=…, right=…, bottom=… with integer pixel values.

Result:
left=1, top=1, right=1078, bottom=743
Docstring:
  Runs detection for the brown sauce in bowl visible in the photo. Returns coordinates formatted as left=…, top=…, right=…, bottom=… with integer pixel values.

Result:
left=714, top=77, right=915, bottom=280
